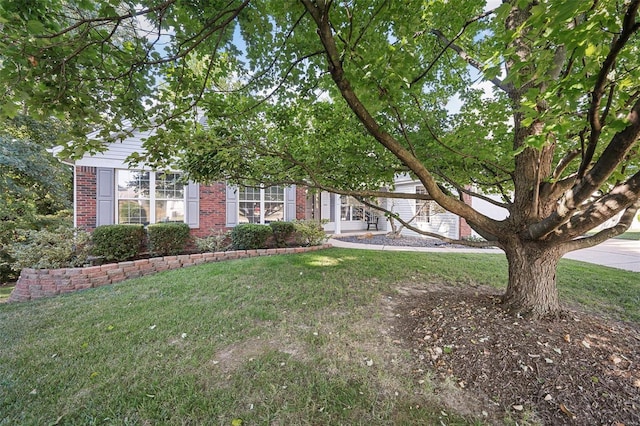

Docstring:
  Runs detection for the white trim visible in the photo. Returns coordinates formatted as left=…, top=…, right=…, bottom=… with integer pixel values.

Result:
left=334, top=193, right=342, bottom=234
left=76, top=158, right=152, bottom=168
left=237, top=186, right=286, bottom=224
left=114, top=170, right=187, bottom=225
left=73, top=165, right=77, bottom=228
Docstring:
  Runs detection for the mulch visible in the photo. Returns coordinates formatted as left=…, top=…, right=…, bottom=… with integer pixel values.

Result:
left=394, top=284, right=640, bottom=425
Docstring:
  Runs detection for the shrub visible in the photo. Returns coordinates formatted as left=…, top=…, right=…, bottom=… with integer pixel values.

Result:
left=92, top=224, right=146, bottom=262
left=269, top=221, right=295, bottom=248
left=8, top=227, right=91, bottom=270
left=0, top=210, right=74, bottom=282
left=230, top=224, right=272, bottom=250
left=147, top=222, right=191, bottom=256
left=194, top=229, right=231, bottom=253
left=293, top=220, right=328, bottom=247
left=32, top=210, right=73, bottom=230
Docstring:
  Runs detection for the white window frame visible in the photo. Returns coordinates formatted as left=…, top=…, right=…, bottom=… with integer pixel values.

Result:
left=415, top=185, right=431, bottom=223
left=238, top=186, right=285, bottom=224
left=115, top=170, right=186, bottom=225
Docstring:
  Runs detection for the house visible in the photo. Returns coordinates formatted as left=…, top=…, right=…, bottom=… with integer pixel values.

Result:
left=67, top=124, right=402, bottom=236
left=384, top=174, right=474, bottom=240
left=68, top=126, right=306, bottom=238
left=68, top=127, right=511, bottom=240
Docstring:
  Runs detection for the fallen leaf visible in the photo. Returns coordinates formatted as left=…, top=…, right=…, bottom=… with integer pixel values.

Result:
left=563, top=334, right=571, bottom=343
left=559, top=403, right=576, bottom=419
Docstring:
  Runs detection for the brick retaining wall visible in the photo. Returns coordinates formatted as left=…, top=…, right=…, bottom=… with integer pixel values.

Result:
left=8, top=244, right=332, bottom=303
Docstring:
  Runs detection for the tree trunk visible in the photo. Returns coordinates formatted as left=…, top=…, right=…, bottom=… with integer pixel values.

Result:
left=501, top=242, right=563, bottom=318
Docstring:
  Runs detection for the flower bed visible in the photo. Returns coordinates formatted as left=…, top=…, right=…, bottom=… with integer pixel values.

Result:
left=8, top=244, right=332, bottom=302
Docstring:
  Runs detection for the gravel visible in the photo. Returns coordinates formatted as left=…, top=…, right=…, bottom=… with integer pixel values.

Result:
left=334, top=234, right=470, bottom=248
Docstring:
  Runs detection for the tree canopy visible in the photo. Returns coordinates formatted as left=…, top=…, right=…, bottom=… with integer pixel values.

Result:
left=2, top=0, right=640, bottom=316
left=0, top=116, right=71, bottom=218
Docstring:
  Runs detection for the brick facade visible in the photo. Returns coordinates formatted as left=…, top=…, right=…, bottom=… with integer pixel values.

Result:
left=296, top=186, right=307, bottom=220
left=76, top=166, right=97, bottom=231
left=74, top=168, right=308, bottom=238
left=191, top=182, right=228, bottom=238
left=459, top=190, right=473, bottom=239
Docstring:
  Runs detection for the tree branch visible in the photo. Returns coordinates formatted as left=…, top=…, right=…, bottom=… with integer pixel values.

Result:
left=426, top=29, right=509, bottom=93
left=435, top=170, right=510, bottom=209
left=578, top=0, right=640, bottom=178
left=552, top=170, right=640, bottom=242
left=559, top=197, right=640, bottom=254
left=300, top=0, right=503, bottom=237
left=409, top=7, right=503, bottom=89
left=35, top=1, right=177, bottom=39
left=528, top=97, right=640, bottom=239
left=355, top=197, right=501, bottom=248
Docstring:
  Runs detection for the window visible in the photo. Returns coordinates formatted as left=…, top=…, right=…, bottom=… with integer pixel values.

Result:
left=116, top=170, right=185, bottom=225
left=415, top=186, right=431, bottom=223
left=238, top=186, right=284, bottom=224
left=340, top=196, right=376, bottom=222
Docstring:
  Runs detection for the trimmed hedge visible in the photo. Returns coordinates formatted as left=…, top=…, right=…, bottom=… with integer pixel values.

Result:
left=230, top=223, right=273, bottom=250
left=147, top=222, right=191, bottom=256
left=269, top=221, right=295, bottom=247
left=92, top=224, right=146, bottom=262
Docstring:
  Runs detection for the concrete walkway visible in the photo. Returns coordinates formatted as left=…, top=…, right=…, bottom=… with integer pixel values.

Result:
left=328, top=236, right=640, bottom=272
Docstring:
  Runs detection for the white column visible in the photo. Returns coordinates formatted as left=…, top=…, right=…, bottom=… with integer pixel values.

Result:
left=334, top=193, right=342, bottom=235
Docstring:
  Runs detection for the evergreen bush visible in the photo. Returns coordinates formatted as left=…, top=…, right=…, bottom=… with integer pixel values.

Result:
left=147, top=223, right=191, bottom=256
left=269, top=221, right=295, bottom=247
left=230, top=224, right=272, bottom=250
left=92, top=224, right=146, bottom=262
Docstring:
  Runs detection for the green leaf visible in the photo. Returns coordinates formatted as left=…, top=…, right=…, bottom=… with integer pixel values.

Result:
left=26, top=20, right=45, bottom=33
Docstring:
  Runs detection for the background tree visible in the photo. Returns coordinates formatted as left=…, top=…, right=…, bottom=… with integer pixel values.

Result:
left=2, top=0, right=640, bottom=317
left=0, top=116, right=73, bottom=282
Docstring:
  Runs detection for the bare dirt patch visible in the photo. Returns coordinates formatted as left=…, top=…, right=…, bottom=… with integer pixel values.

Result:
left=393, top=284, right=640, bottom=425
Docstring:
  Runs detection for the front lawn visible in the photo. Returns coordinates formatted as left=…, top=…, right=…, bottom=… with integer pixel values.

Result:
left=0, top=284, right=14, bottom=302
left=1, top=249, right=638, bottom=425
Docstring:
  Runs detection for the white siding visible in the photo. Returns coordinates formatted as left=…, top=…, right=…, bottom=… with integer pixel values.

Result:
left=390, top=181, right=459, bottom=239
left=75, top=127, right=156, bottom=168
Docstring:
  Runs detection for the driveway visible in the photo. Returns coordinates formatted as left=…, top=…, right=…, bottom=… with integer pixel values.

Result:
left=564, top=239, right=640, bottom=272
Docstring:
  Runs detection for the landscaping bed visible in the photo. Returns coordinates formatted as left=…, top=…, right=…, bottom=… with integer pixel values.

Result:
left=393, top=284, right=640, bottom=425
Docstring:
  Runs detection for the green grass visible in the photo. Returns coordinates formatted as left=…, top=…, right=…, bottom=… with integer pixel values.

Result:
left=1, top=248, right=638, bottom=425
left=0, top=284, right=14, bottom=302
left=614, top=231, right=640, bottom=240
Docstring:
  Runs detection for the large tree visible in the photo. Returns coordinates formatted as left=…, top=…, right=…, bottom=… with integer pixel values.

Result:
left=2, top=0, right=640, bottom=317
